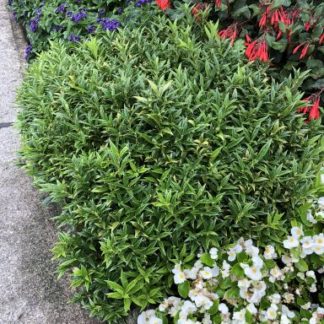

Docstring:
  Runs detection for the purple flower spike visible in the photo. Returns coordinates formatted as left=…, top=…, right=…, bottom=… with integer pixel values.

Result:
left=55, top=3, right=67, bottom=14
left=24, top=45, right=32, bottom=60
left=68, top=34, right=81, bottom=42
left=98, top=18, right=120, bottom=31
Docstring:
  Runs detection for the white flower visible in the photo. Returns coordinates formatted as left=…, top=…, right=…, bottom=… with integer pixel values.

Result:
left=269, top=266, right=284, bottom=282
left=227, top=248, right=237, bottom=262
left=184, top=268, right=199, bottom=280
left=318, top=197, right=324, bottom=209
left=172, top=265, right=186, bottom=284
left=252, top=255, right=264, bottom=268
left=247, top=303, right=258, bottom=314
left=179, top=300, right=197, bottom=319
left=159, top=297, right=181, bottom=313
left=266, top=304, right=278, bottom=320
left=241, top=263, right=263, bottom=281
left=264, top=245, right=277, bottom=259
left=233, top=309, right=246, bottom=323
left=238, top=279, right=251, bottom=289
left=148, top=316, right=163, bottom=324
left=209, top=247, right=218, bottom=260
left=301, top=236, right=314, bottom=255
left=310, top=283, right=317, bottom=292
left=218, top=303, right=229, bottom=315
left=283, top=293, right=294, bottom=304
left=280, top=315, right=291, bottom=324
left=313, top=234, right=324, bottom=255
left=301, top=302, right=311, bottom=310
left=281, top=255, right=292, bottom=265
left=318, top=266, right=324, bottom=274
left=178, top=320, right=199, bottom=324
left=221, top=261, right=231, bottom=278
left=268, top=293, right=281, bottom=304
left=291, top=226, right=303, bottom=239
left=138, top=310, right=156, bottom=324
left=246, top=245, right=259, bottom=257
left=192, top=294, right=213, bottom=310
left=247, top=281, right=266, bottom=304
left=200, top=267, right=213, bottom=280
left=306, top=270, right=316, bottom=280
left=211, top=266, right=220, bottom=277
left=283, top=236, right=299, bottom=249
left=281, top=305, right=295, bottom=318
left=202, top=313, right=212, bottom=324
left=307, top=212, right=317, bottom=224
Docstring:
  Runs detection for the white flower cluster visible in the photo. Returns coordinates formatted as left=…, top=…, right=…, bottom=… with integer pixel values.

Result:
left=138, top=225, right=324, bottom=324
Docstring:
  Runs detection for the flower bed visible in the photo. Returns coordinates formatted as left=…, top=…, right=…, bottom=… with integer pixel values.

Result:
left=8, top=0, right=151, bottom=59
left=155, top=0, right=324, bottom=120
left=17, top=9, right=323, bottom=322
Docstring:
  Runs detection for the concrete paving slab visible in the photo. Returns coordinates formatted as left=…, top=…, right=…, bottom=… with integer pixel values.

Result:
left=0, top=1, right=101, bottom=323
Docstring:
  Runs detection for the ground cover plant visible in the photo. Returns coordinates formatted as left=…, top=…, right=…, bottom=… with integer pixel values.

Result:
left=156, top=0, right=324, bottom=120
left=8, top=0, right=151, bottom=59
left=17, top=9, right=323, bottom=323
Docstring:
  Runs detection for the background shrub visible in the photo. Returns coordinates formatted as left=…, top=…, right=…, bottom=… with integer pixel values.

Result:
left=18, top=11, right=323, bottom=322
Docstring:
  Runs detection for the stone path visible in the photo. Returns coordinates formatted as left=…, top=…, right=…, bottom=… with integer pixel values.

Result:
left=0, top=1, right=99, bottom=323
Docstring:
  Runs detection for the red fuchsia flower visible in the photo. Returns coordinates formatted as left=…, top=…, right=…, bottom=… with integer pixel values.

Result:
left=259, top=6, right=270, bottom=28
left=245, top=35, right=269, bottom=62
left=298, top=94, right=321, bottom=121
left=156, top=0, right=170, bottom=10
left=259, top=6, right=289, bottom=29
left=215, top=0, right=221, bottom=8
left=292, top=42, right=310, bottom=59
left=219, top=23, right=238, bottom=46
left=320, top=33, right=324, bottom=45
left=304, top=21, right=312, bottom=32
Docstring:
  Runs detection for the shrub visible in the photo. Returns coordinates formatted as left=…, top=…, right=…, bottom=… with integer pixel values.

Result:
left=18, top=11, right=323, bottom=322
left=158, top=0, right=324, bottom=118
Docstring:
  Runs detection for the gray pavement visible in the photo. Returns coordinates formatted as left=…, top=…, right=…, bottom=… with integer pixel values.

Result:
left=0, top=1, right=100, bottom=323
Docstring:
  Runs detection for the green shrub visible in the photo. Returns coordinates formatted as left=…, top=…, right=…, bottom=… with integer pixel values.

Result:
left=18, top=12, right=323, bottom=322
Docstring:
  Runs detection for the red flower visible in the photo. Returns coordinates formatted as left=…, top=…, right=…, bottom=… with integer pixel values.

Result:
left=304, top=21, right=311, bottom=32
left=156, top=0, right=170, bottom=10
left=298, top=95, right=321, bottom=121
left=219, top=23, right=238, bottom=46
left=259, top=6, right=270, bottom=28
left=215, top=0, right=221, bottom=8
left=292, top=42, right=309, bottom=59
left=320, top=33, right=324, bottom=45
left=259, top=6, right=289, bottom=29
left=245, top=36, right=269, bottom=62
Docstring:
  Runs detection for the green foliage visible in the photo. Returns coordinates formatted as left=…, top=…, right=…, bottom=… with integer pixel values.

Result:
left=18, top=13, right=323, bottom=322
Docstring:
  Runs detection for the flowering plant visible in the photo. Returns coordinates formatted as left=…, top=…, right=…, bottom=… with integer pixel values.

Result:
left=138, top=197, right=324, bottom=324
left=8, top=0, right=151, bottom=59
left=156, top=0, right=324, bottom=120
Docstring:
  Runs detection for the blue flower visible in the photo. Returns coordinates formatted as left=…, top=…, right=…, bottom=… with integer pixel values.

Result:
left=86, top=25, right=96, bottom=34
left=30, top=18, right=39, bottom=32
left=68, top=34, right=81, bottom=42
left=24, top=45, right=32, bottom=60
left=71, top=9, right=87, bottom=23
left=55, top=3, right=67, bottom=14
left=98, top=18, right=120, bottom=31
